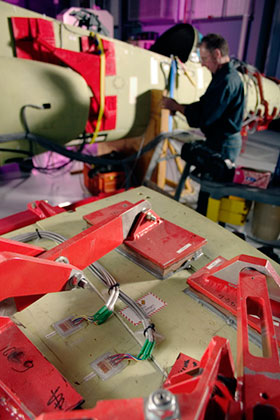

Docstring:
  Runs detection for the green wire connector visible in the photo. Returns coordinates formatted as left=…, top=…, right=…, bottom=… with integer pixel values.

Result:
left=92, top=305, right=113, bottom=325
left=137, top=339, right=155, bottom=360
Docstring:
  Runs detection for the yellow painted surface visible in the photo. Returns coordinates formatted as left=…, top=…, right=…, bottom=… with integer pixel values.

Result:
left=220, top=197, right=250, bottom=213
left=207, top=196, right=250, bottom=225
left=218, top=209, right=247, bottom=225
left=206, top=197, right=220, bottom=222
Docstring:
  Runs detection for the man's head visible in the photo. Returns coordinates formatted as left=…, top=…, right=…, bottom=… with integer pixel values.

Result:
left=199, top=33, right=230, bottom=74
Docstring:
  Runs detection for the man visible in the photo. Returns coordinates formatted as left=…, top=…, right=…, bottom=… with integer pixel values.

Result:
left=162, top=33, right=244, bottom=163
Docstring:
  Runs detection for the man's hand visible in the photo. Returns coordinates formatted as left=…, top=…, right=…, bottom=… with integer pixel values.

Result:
left=161, top=97, right=185, bottom=115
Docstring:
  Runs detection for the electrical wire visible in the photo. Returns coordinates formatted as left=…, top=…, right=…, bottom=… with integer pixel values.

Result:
left=120, top=134, right=146, bottom=189
left=89, top=33, right=105, bottom=144
left=88, top=261, right=155, bottom=363
left=20, top=102, right=86, bottom=174
left=1, top=130, right=189, bottom=183
left=12, top=230, right=118, bottom=322
left=11, top=230, right=156, bottom=362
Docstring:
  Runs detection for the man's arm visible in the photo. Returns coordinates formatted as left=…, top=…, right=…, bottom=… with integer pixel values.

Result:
left=161, top=97, right=186, bottom=116
left=162, top=96, right=202, bottom=127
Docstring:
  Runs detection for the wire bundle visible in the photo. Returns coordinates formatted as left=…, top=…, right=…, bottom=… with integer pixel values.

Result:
left=12, top=230, right=156, bottom=363
left=108, top=339, right=155, bottom=365
left=72, top=283, right=119, bottom=326
left=89, top=261, right=156, bottom=363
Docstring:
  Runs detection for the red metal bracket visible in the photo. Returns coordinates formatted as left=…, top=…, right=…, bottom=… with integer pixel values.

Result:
left=0, top=201, right=66, bottom=235
left=0, top=194, right=127, bottom=235
left=26, top=201, right=65, bottom=219
left=163, top=352, right=200, bottom=388
left=164, top=336, right=236, bottom=420
left=187, top=254, right=280, bottom=345
left=0, top=237, right=44, bottom=256
left=0, top=251, right=83, bottom=311
left=236, top=268, right=280, bottom=419
left=118, top=208, right=207, bottom=278
left=0, top=201, right=151, bottom=310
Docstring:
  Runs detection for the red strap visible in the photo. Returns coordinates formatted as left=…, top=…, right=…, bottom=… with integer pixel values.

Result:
left=11, top=17, right=117, bottom=132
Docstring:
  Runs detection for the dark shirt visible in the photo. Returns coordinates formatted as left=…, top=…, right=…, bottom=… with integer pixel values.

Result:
left=184, top=61, right=244, bottom=152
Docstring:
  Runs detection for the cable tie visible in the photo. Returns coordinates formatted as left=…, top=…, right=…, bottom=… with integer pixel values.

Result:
left=35, top=228, right=42, bottom=239
left=108, top=283, right=120, bottom=294
left=143, top=323, right=155, bottom=337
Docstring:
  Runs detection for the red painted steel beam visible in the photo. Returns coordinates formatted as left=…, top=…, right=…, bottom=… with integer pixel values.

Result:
left=187, top=255, right=280, bottom=345
left=0, top=201, right=150, bottom=309
left=236, top=268, right=280, bottom=419
left=0, top=238, right=44, bottom=256
left=40, top=201, right=148, bottom=269
left=0, top=251, right=79, bottom=302
left=166, top=336, right=235, bottom=419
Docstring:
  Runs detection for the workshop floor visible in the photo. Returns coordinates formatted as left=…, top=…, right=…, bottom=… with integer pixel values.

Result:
left=0, top=129, right=279, bottom=255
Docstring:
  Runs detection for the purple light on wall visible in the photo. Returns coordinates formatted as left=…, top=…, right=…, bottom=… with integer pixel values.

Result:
left=3, top=0, right=59, bottom=18
left=4, top=0, right=26, bottom=6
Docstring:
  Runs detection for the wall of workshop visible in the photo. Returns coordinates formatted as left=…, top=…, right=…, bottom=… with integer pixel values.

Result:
left=141, top=18, right=243, bottom=60
left=264, top=0, right=280, bottom=79
left=125, top=0, right=279, bottom=78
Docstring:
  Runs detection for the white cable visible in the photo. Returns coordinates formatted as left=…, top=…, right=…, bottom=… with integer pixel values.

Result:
left=11, top=229, right=155, bottom=342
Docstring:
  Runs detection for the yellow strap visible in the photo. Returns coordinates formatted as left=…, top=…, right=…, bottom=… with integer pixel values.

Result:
left=177, top=58, right=197, bottom=88
left=90, top=33, right=106, bottom=144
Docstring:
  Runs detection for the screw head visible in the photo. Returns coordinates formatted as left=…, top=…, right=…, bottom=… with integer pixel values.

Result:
left=145, top=389, right=180, bottom=419
left=67, top=271, right=87, bottom=289
left=55, top=256, right=69, bottom=264
left=145, top=212, right=157, bottom=222
left=152, top=389, right=173, bottom=408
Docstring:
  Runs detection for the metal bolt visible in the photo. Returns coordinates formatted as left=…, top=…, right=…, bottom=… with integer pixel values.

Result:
left=55, top=256, right=69, bottom=264
left=77, top=277, right=88, bottom=288
left=152, top=389, right=172, bottom=407
left=145, top=212, right=157, bottom=222
left=68, top=272, right=87, bottom=289
left=145, top=389, right=180, bottom=420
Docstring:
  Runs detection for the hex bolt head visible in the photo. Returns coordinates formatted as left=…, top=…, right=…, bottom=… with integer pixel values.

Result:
left=67, top=272, right=87, bottom=289
left=145, top=389, right=180, bottom=419
left=145, top=212, right=157, bottom=222
left=55, top=256, right=69, bottom=264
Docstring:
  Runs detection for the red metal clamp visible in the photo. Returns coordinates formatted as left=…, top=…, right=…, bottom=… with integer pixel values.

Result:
left=187, top=254, right=280, bottom=346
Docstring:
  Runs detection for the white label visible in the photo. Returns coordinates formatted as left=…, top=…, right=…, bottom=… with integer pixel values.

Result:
left=129, top=76, right=138, bottom=104
left=206, top=258, right=223, bottom=270
left=150, top=57, right=159, bottom=85
left=177, top=243, right=191, bottom=254
left=120, top=293, right=167, bottom=325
